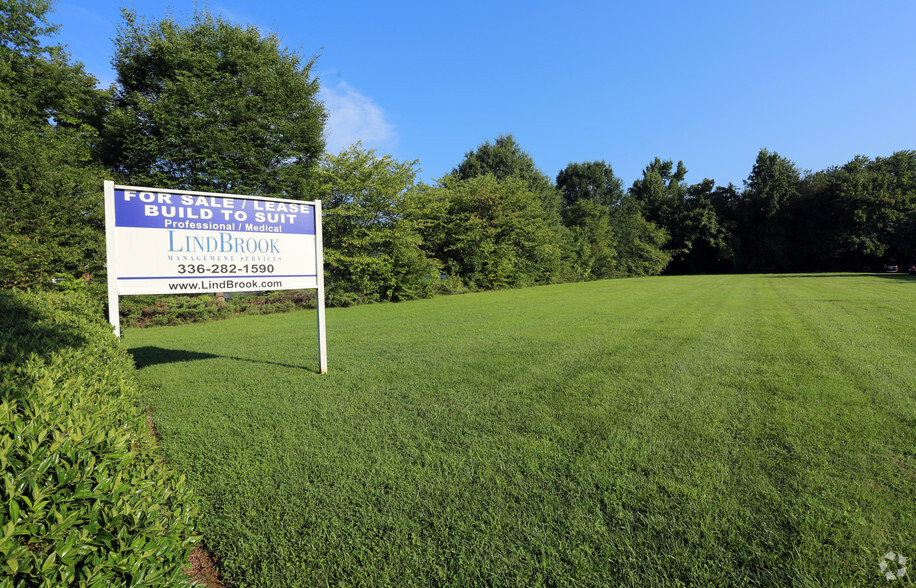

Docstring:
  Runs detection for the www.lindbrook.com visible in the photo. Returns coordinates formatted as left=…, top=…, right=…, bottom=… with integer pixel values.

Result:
left=167, top=279, right=283, bottom=291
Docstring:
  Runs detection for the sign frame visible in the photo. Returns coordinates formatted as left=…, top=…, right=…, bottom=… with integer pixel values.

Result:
left=104, top=181, right=327, bottom=373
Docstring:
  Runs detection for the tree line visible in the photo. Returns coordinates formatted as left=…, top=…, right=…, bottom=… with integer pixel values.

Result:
left=2, top=2, right=914, bottom=306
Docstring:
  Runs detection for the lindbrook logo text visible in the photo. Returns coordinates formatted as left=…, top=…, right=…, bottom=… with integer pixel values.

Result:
left=168, top=231, right=280, bottom=254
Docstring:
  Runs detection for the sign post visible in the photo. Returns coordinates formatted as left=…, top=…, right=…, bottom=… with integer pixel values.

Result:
left=104, top=181, right=328, bottom=373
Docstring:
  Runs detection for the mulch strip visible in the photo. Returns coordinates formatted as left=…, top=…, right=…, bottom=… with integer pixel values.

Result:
left=186, top=543, right=226, bottom=587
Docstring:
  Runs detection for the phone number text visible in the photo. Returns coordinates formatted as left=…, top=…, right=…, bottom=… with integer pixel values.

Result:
left=176, top=264, right=275, bottom=275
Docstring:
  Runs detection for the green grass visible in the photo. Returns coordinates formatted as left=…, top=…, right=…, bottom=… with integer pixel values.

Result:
left=124, top=274, right=916, bottom=587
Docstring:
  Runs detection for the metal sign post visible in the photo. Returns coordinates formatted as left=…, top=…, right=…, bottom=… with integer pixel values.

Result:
left=314, top=200, right=327, bottom=374
left=104, top=181, right=121, bottom=338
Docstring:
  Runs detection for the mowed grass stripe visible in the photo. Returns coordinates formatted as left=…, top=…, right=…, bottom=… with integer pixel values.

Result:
left=125, top=274, right=915, bottom=587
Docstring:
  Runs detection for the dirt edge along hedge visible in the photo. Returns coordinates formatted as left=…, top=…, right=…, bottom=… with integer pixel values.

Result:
left=0, top=290, right=200, bottom=586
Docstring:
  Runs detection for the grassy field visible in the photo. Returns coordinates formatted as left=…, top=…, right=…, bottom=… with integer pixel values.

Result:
left=124, top=274, right=916, bottom=587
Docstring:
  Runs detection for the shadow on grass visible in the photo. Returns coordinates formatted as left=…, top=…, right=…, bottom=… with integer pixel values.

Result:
left=764, top=273, right=914, bottom=280
left=129, top=347, right=220, bottom=368
left=129, top=346, right=317, bottom=372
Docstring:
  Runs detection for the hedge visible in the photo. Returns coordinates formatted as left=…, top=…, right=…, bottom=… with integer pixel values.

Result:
left=118, top=290, right=318, bottom=328
left=0, top=290, right=199, bottom=587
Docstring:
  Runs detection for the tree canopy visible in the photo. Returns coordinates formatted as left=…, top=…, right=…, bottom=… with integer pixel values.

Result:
left=422, top=175, right=563, bottom=290
left=556, top=161, right=625, bottom=211
left=310, top=145, right=438, bottom=304
left=450, top=134, right=563, bottom=223
left=3, top=0, right=914, bottom=301
left=0, top=0, right=108, bottom=288
left=102, top=7, right=326, bottom=196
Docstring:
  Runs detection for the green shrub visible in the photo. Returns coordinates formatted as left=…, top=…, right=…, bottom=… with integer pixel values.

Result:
left=433, top=274, right=471, bottom=296
left=118, top=290, right=317, bottom=328
left=0, top=290, right=199, bottom=586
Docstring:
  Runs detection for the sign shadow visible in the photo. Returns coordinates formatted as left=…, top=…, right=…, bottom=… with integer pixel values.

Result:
left=129, top=346, right=317, bottom=372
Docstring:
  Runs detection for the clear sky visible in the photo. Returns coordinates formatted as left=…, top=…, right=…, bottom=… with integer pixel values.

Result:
left=48, top=0, right=916, bottom=189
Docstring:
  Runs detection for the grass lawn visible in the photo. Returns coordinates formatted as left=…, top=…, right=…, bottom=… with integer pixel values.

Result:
left=124, top=274, right=916, bottom=587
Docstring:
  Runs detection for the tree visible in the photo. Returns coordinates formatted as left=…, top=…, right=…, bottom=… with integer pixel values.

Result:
left=609, top=197, right=671, bottom=276
left=629, top=158, right=688, bottom=223
left=737, top=149, right=802, bottom=271
left=552, top=159, right=672, bottom=278
left=450, top=134, right=562, bottom=223
left=743, top=149, right=801, bottom=217
left=562, top=199, right=617, bottom=279
left=102, top=7, right=326, bottom=196
left=817, top=151, right=916, bottom=269
left=0, top=0, right=109, bottom=288
left=628, top=158, right=733, bottom=273
left=420, top=175, right=563, bottom=290
left=555, top=161, right=625, bottom=279
left=0, top=0, right=106, bottom=129
left=680, top=180, right=739, bottom=274
left=628, top=159, right=691, bottom=262
left=556, top=160, right=625, bottom=211
left=310, top=145, right=439, bottom=304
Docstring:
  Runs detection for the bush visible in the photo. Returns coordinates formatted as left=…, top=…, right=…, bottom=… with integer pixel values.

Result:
left=433, top=274, right=471, bottom=296
left=0, top=290, right=199, bottom=586
left=118, top=290, right=317, bottom=328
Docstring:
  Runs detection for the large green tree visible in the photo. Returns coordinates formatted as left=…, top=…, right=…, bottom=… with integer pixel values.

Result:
left=679, top=180, right=739, bottom=274
left=556, top=160, right=625, bottom=211
left=420, top=175, right=563, bottom=290
left=815, top=151, right=916, bottom=269
left=554, top=159, right=673, bottom=279
left=450, top=134, right=563, bottom=223
left=737, top=149, right=802, bottom=271
left=0, top=0, right=109, bottom=288
left=562, top=200, right=617, bottom=279
left=629, top=158, right=689, bottom=223
left=556, top=161, right=624, bottom=279
left=628, top=158, right=731, bottom=274
left=102, top=7, right=326, bottom=196
left=609, top=197, right=671, bottom=277
left=310, top=145, right=439, bottom=305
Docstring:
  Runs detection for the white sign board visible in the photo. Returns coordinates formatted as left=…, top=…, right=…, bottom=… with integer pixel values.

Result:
left=104, top=181, right=327, bottom=372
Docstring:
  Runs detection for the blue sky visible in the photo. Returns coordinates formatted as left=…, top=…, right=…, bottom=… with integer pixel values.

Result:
left=49, top=0, right=916, bottom=189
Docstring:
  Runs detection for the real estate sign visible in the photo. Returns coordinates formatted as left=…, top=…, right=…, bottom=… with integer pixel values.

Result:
left=104, top=181, right=327, bottom=372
